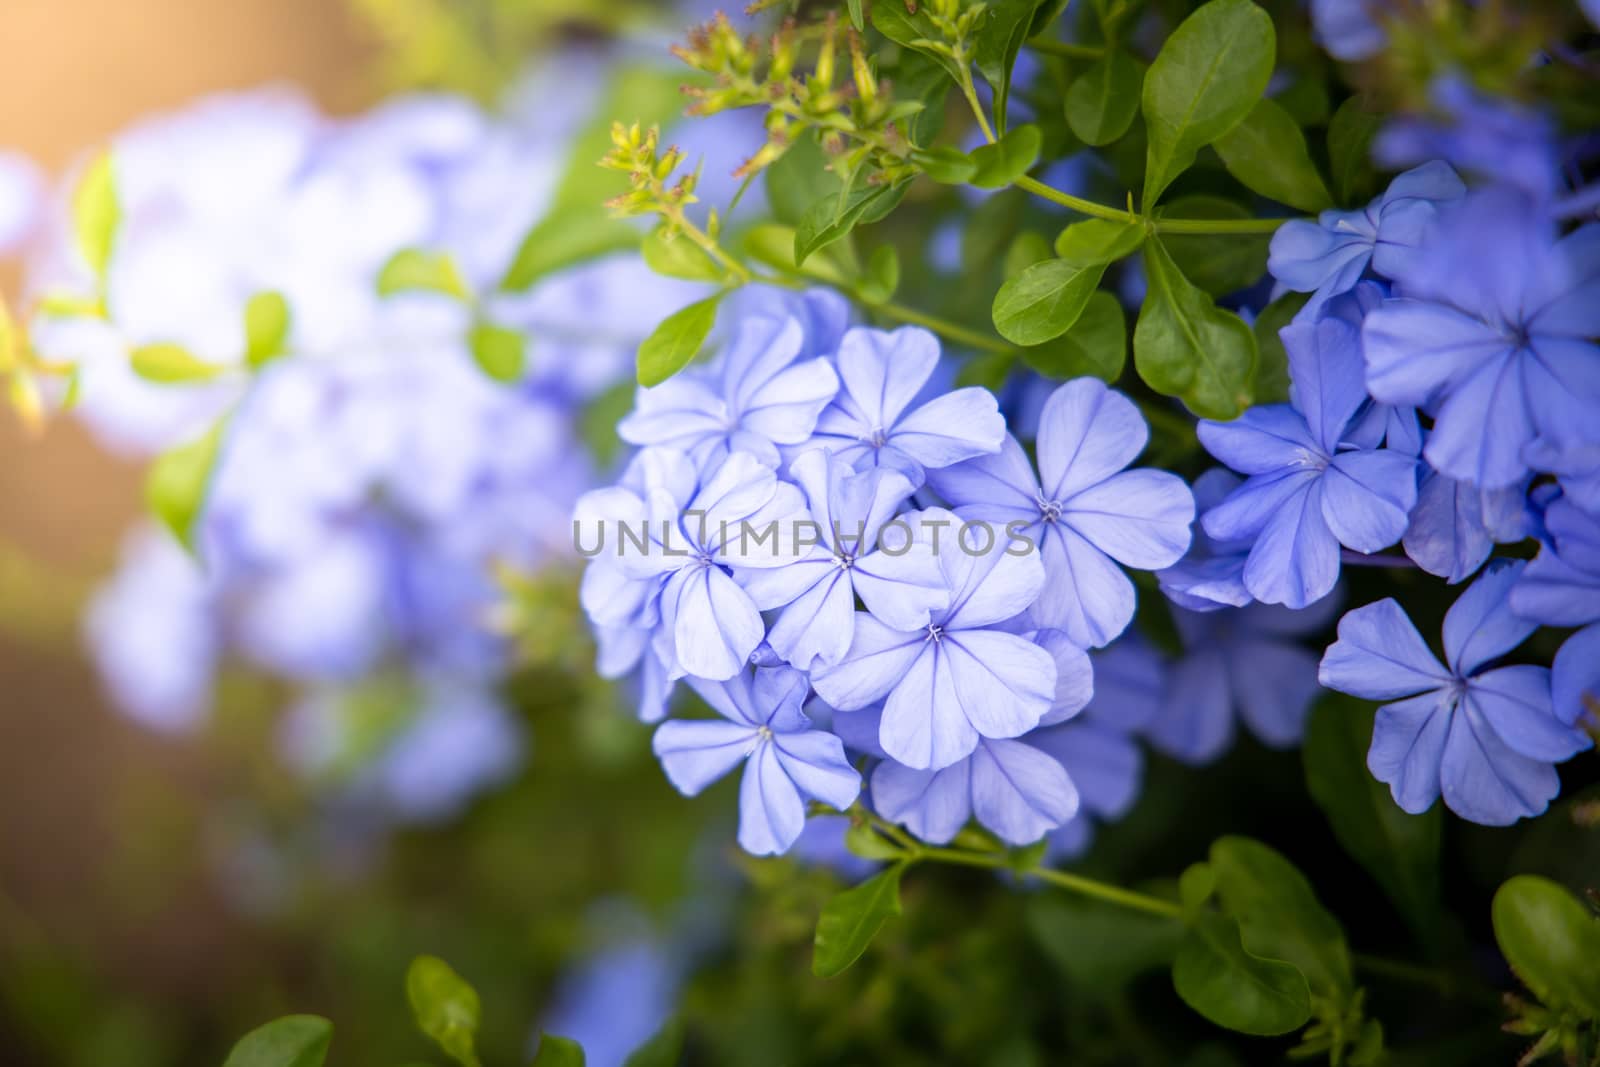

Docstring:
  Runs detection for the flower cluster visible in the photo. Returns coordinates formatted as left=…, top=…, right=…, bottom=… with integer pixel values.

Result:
left=28, top=74, right=717, bottom=822
left=576, top=287, right=1198, bottom=855
left=1187, top=85, right=1600, bottom=826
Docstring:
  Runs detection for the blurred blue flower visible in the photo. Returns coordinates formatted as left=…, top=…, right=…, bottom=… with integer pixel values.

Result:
left=928, top=378, right=1194, bottom=648
left=739, top=450, right=948, bottom=671
left=1375, top=76, right=1560, bottom=201
left=540, top=909, right=679, bottom=1067
left=1511, top=494, right=1600, bottom=726
left=653, top=666, right=860, bottom=855
left=812, top=508, right=1057, bottom=770
left=1267, top=162, right=1463, bottom=310
left=1363, top=191, right=1600, bottom=489
left=1320, top=560, right=1591, bottom=825
left=1146, top=600, right=1335, bottom=763
left=1310, top=0, right=1387, bottom=62
left=1199, top=310, right=1418, bottom=608
left=809, top=326, right=1006, bottom=485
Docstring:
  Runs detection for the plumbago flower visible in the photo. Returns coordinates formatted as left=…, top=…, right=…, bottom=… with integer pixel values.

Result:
left=808, top=326, right=1007, bottom=484
left=1199, top=306, right=1419, bottom=608
left=812, top=510, right=1058, bottom=770
left=1267, top=162, right=1464, bottom=311
left=1320, top=560, right=1591, bottom=826
left=1510, top=494, right=1600, bottom=727
left=653, top=666, right=859, bottom=855
left=1362, top=190, right=1600, bottom=489
left=739, top=450, right=948, bottom=671
left=927, top=378, right=1195, bottom=648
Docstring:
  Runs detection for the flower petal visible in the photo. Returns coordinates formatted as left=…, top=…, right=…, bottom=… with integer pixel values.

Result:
left=764, top=566, right=857, bottom=671
left=1030, top=524, right=1137, bottom=648
left=852, top=541, right=951, bottom=632
left=1468, top=665, right=1589, bottom=761
left=1229, top=637, right=1320, bottom=749
left=1362, top=299, right=1506, bottom=407
left=773, top=729, right=862, bottom=810
left=1367, top=691, right=1451, bottom=815
left=653, top=719, right=755, bottom=795
left=738, top=743, right=808, bottom=855
left=1198, top=405, right=1321, bottom=476
left=835, top=326, right=939, bottom=429
left=871, top=757, right=972, bottom=845
left=879, top=643, right=979, bottom=770
left=1438, top=700, right=1560, bottom=827
left=1319, top=598, right=1448, bottom=699
left=1243, top=478, right=1341, bottom=608
left=1552, top=623, right=1600, bottom=727
left=811, top=613, right=927, bottom=711
left=1321, top=449, right=1418, bottom=554
left=1442, top=559, right=1536, bottom=675
left=890, top=387, right=1007, bottom=471
left=970, top=739, right=1079, bottom=846
left=670, top=566, right=765, bottom=681
left=1062, top=469, right=1194, bottom=569
left=1027, top=721, right=1142, bottom=818
left=943, top=629, right=1057, bottom=739
left=925, top=433, right=1041, bottom=514
left=1037, top=379, right=1148, bottom=501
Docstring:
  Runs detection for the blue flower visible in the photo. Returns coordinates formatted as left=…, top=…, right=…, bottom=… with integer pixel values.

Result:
left=1402, top=469, right=1536, bottom=585
left=812, top=508, right=1058, bottom=770
left=619, top=309, right=841, bottom=470
left=1522, top=437, right=1600, bottom=516
left=1309, top=0, right=1387, bottom=62
left=0, top=150, right=43, bottom=254
left=1157, top=468, right=1253, bottom=612
left=872, top=734, right=1079, bottom=847
left=596, top=448, right=808, bottom=682
left=808, top=326, right=1006, bottom=485
left=1363, top=192, right=1600, bottom=489
left=1511, top=494, right=1600, bottom=726
left=1199, top=310, right=1419, bottom=608
left=1319, top=560, right=1591, bottom=825
left=1268, top=163, right=1464, bottom=309
left=1375, top=76, right=1561, bottom=202
left=653, top=666, right=860, bottom=855
left=928, top=378, right=1195, bottom=648
left=1146, top=600, right=1336, bottom=763
left=739, top=450, right=949, bottom=671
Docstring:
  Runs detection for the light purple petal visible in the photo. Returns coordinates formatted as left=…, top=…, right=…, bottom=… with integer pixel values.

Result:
left=1027, top=721, right=1142, bottom=818
left=890, top=388, right=1007, bottom=470
left=1321, top=450, right=1418, bottom=553
left=943, top=629, right=1056, bottom=739
left=1363, top=299, right=1506, bottom=407
left=1030, top=525, right=1137, bottom=648
left=852, top=542, right=951, bottom=632
left=1319, top=598, right=1448, bottom=699
left=764, top=567, right=857, bottom=671
left=1202, top=468, right=1320, bottom=543
left=871, top=758, right=972, bottom=845
left=1243, top=478, right=1341, bottom=608
left=1442, top=559, right=1536, bottom=676
left=1284, top=314, right=1369, bottom=454
left=1146, top=646, right=1234, bottom=764
left=940, top=534, right=1048, bottom=630
left=970, top=739, right=1079, bottom=846
left=1229, top=637, right=1320, bottom=748
left=1424, top=351, right=1534, bottom=490
left=1368, top=691, right=1452, bottom=815
left=835, top=326, right=939, bottom=429
left=1036, top=379, right=1148, bottom=500
left=1403, top=471, right=1494, bottom=584
left=1552, top=623, right=1600, bottom=727
left=739, top=358, right=840, bottom=445
left=1438, top=701, right=1560, bottom=827
left=773, top=730, right=862, bottom=810
left=1197, top=406, right=1321, bottom=476
left=1037, top=629, right=1095, bottom=726
left=925, top=433, right=1041, bottom=513
left=669, top=566, right=765, bottom=681
left=1467, top=665, right=1589, bottom=762
left=880, top=644, right=977, bottom=770
left=653, top=719, right=756, bottom=795
left=738, top=743, right=808, bottom=854
left=1063, top=469, right=1194, bottom=569
left=811, top=613, right=927, bottom=710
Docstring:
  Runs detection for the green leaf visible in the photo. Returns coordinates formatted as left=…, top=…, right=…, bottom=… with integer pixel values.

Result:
left=1054, top=217, right=1146, bottom=265
left=1213, top=98, right=1334, bottom=212
left=970, top=125, right=1042, bottom=189
left=532, top=1034, right=586, bottom=1067
left=858, top=245, right=902, bottom=306
left=72, top=150, right=120, bottom=281
left=813, top=865, right=905, bottom=978
left=1179, top=862, right=1218, bottom=918
left=147, top=418, right=227, bottom=554
left=642, top=227, right=723, bottom=282
left=766, top=135, right=842, bottom=225
left=794, top=180, right=909, bottom=266
left=1207, top=837, right=1353, bottom=1001
left=743, top=224, right=852, bottom=287
left=1159, top=195, right=1271, bottom=296
left=129, top=342, right=225, bottom=384
left=846, top=0, right=865, bottom=32
left=1492, top=876, right=1600, bottom=1018
left=871, top=2, right=965, bottom=84
left=1303, top=696, right=1440, bottom=945
left=637, top=295, right=723, bottom=387
left=378, top=248, right=470, bottom=301
left=992, top=258, right=1106, bottom=345
left=468, top=321, right=526, bottom=383
left=221, top=1016, right=333, bottom=1067
left=1327, top=96, right=1382, bottom=206
left=913, top=145, right=980, bottom=185
left=1141, top=0, right=1276, bottom=209
left=1020, top=290, right=1126, bottom=381
left=1250, top=291, right=1308, bottom=405
left=1003, top=231, right=1054, bottom=279
left=406, top=955, right=483, bottom=1067
left=501, top=211, right=640, bottom=292
left=623, top=1019, right=684, bottom=1067
left=1028, top=894, right=1182, bottom=994
left=244, top=291, right=291, bottom=370
left=1064, top=50, right=1144, bottom=146
left=975, top=0, right=1044, bottom=134
left=1135, top=238, right=1257, bottom=419
left=1172, top=914, right=1312, bottom=1036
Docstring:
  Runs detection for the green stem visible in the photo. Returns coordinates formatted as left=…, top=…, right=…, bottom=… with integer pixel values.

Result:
left=1152, top=216, right=1290, bottom=236
left=1013, top=175, right=1138, bottom=223
left=876, top=300, right=1012, bottom=355
left=917, top=845, right=1184, bottom=919
left=1026, top=38, right=1105, bottom=61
